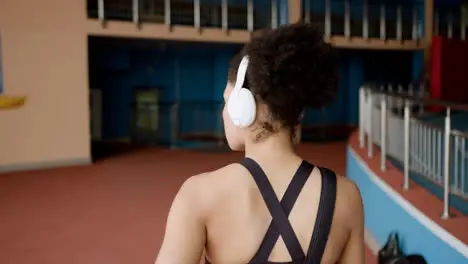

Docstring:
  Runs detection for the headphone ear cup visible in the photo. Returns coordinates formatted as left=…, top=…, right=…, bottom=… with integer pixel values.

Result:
left=236, top=88, right=256, bottom=128
left=227, top=89, right=240, bottom=126
left=227, top=88, right=256, bottom=128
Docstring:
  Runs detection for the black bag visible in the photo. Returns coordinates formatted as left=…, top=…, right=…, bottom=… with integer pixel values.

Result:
left=378, top=232, right=428, bottom=264
left=405, top=254, right=427, bottom=264
left=378, top=232, right=404, bottom=264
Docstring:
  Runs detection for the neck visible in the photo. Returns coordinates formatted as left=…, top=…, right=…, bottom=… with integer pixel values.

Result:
left=244, top=130, right=298, bottom=164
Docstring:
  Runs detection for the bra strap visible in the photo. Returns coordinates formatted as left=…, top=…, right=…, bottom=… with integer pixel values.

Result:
left=240, top=158, right=307, bottom=262
left=305, top=167, right=337, bottom=263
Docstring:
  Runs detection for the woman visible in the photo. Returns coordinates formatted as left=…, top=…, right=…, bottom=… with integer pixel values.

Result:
left=155, top=23, right=364, bottom=264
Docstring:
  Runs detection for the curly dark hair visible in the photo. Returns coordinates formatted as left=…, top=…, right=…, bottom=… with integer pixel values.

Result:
left=228, top=23, right=338, bottom=133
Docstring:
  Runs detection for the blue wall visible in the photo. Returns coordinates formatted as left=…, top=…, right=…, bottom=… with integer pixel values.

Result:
left=89, top=0, right=422, bottom=141
left=89, top=37, right=416, bottom=140
left=89, top=39, right=239, bottom=140
left=347, top=146, right=468, bottom=263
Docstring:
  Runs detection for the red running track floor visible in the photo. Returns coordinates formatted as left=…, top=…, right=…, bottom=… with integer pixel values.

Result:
left=0, top=142, right=376, bottom=264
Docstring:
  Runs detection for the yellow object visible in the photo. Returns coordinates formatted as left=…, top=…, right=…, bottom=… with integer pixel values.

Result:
left=0, top=95, right=27, bottom=109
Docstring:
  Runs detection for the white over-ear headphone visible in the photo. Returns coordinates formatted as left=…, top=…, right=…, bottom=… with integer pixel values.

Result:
left=227, top=55, right=256, bottom=128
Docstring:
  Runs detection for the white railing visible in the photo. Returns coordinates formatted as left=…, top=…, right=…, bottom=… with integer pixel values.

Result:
left=90, top=0, right=279, bottom=31
left=359, top=85, right=468, bottom=219
left=88, top=1, right=468, bottom=41
left=434, top=4, right=468, bottom=40
left=303, top=0, right=424, bottom=41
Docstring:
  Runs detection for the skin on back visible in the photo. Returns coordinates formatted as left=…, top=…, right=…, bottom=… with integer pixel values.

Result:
left=155, top=157, right=364, bottom=264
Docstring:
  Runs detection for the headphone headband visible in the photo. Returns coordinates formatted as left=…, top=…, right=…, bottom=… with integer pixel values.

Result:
left=234, top=56, right=249, bottom=91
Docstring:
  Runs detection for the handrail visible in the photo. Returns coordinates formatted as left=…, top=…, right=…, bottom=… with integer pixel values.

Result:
left=412, top=117, right=468, bottom=138
left=365, top=85, right=468, bottom=112
left=365, top=84, right=468, bottom=139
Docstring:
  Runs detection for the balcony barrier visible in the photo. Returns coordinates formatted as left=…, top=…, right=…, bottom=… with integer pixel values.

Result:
left=434, top=4, right=468, bottom=40
left=359, top=84, right=468, bottom=219
left=86, top=0, right=442, bottom=49
left=87, top=0, right=279, bottom=31
left=303, top=0, right=424, bottom=43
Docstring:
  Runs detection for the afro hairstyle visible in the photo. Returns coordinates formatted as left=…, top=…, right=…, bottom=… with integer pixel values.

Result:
left=228, top=23, right=339, bottom=130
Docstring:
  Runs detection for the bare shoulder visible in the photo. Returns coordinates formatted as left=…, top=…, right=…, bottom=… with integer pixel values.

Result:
left=181, top=163, right=242, bottom=191
left=336, top=175, right=362, bottom=201
left=177, top=163, right=245, bottom=212
left=335, top=175, right=364, bottom=218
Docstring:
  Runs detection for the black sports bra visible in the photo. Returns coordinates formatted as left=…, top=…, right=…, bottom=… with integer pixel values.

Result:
left=206, top=158, right=337, bottom=264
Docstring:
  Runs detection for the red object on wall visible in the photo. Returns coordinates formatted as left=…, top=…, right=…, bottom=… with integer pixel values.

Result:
left=431, top=36, right=468, bottom=111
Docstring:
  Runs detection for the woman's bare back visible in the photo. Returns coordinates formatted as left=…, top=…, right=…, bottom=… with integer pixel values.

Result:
left=199, top=158, right=364, bottom=264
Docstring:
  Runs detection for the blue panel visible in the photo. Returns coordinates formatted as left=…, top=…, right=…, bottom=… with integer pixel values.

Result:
left=347, top=147, right=468, bottom=263
left=279, top=0, right=289, bottom=25
left=100, top=47, right=130, bottom=71
left=90, top=39, right=240, bottom=141
left=347, top=55, right=363, bottom=125
left=412, top=51, right=424, bottom=81
left=212, top=52, right=232, bottom=100
left=179, top=55, right=213, bottom=101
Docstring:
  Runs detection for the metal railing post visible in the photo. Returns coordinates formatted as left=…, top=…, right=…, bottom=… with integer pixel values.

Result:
left=412, top=5, right=418, bottom=40
left=344, top=0, right=351, bottom=38
left=194, top=0, right=201, bottom=29
left=325, top=0, right=331, bottom=38
left=368, top=91, right=373, bottom=157
left=396, top=4, right=402, bottom=41
left=132, top=0, right=140, bottom=25
left=247, top=0, right=254, bottom=32
left=447, top=10, right=453, bottom=39
left=363, top=0, right=369, bottom=39
left=404, top=100, right=411, bottom=190
left=304, top=0, right=311, bottom=23
left=461, top=138, right=466, bottom=195
left=380, top=3, right=386, bottom=40
left=442, top=107, right=451, bottom=219
left=98, top=0, right=105, bottom=24
left=221, top=0, right=228, bottom=30
left=165, top=0, right=171, bottom=25
left=359, top=87, right=365, bottom=148
left=380, top=95, right=387, bottom=171
left=271, top=0, right=278, bottom=29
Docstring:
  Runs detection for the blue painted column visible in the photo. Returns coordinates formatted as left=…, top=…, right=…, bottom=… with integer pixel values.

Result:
left=212, top=52, right=231, bottom=101
left=211, top=52, right=231, bottom=140
left=278, top=0, right=289, bottom=25
left=347, top=54, right=363, bottom=126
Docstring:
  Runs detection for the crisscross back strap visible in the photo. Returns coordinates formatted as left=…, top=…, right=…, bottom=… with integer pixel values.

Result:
left=248, top=160, right=315, bottom=263
left=240, top=158, right=308, bottom=262
left=305, top=167, right=337, bottom=263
